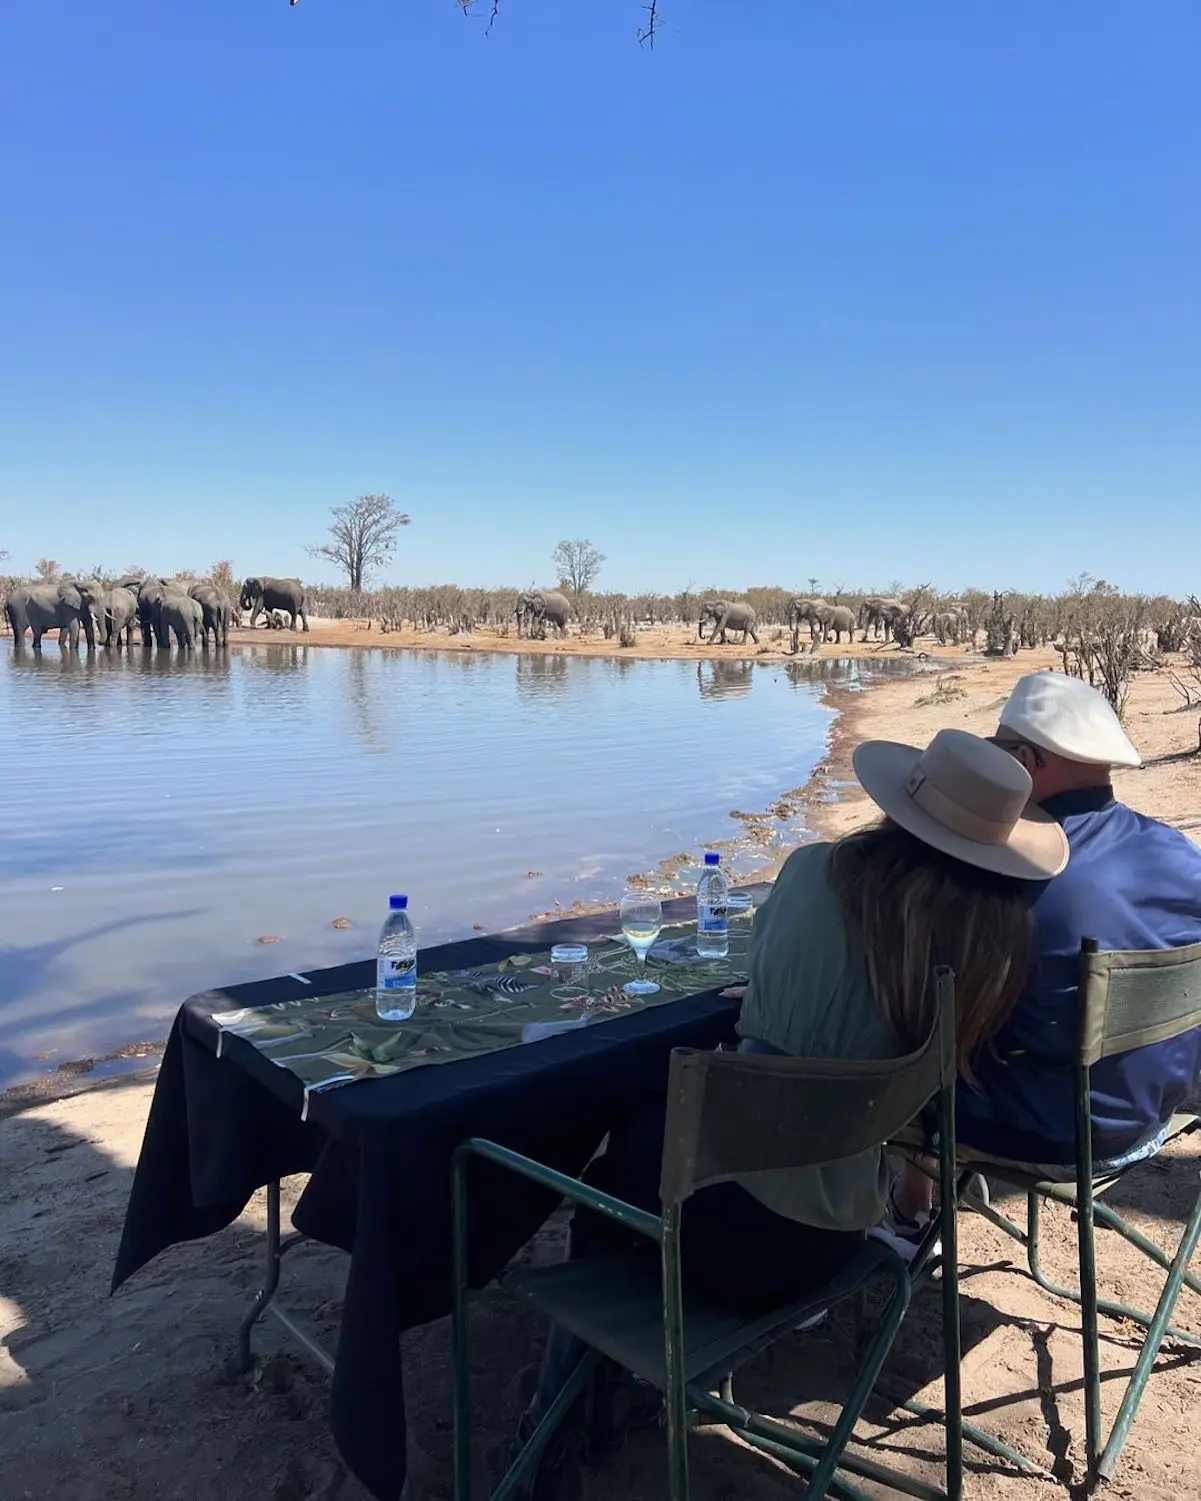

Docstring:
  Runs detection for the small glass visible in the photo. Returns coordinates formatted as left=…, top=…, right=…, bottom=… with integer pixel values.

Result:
left=620, top=890, right=662, bottom=996
left=726, top=891, right=755, bottom=927
left=550, top=943, right=589, bottom=1002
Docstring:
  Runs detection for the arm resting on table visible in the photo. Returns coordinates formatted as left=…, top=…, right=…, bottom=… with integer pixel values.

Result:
left=453, top=1137, right=663, bottom=1244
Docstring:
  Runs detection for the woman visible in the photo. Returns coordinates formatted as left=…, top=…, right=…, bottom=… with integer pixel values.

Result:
left=517, top=727, right=1069, bottom=1470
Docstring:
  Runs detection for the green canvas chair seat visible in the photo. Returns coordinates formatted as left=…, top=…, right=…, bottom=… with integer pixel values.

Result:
left=951, top=938, right=1201, bottom=1491
left=452, top=969, right=965, bottom=1501
left=504, top=1240, right=897, bottom=1394
left=975, top=1109, right=1199, bottom=1205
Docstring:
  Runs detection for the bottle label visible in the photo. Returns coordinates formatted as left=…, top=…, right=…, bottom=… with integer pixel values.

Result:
left=378, top=954, right=417, bottom=990
left=699, top=904, right=729, bottom=934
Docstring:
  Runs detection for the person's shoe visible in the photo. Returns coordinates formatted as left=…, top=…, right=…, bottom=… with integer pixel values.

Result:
left=869, top=1186, right=941, bottom=1264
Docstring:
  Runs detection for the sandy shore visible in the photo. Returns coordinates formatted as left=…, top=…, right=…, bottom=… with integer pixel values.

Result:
left=3, top=651, right=1201, bottom=1500
left=231, top=617, right=921, bottom=662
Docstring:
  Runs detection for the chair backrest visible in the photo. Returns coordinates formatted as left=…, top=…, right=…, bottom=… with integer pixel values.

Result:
left=659, top=968, right=955, bottom=1206
left=1078, top=937, right=1201, bottom=1067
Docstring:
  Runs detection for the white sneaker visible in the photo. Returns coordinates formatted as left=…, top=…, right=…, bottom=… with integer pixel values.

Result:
left=869, top=1189, right=941, bottom=1265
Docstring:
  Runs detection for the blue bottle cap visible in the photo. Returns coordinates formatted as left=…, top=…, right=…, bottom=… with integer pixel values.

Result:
left=704, top=853, right=720, bottom=866
left=389, top=895, right=409, bottom=910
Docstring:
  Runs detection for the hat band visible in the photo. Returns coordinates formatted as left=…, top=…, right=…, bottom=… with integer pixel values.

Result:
left=905, top=769, right=1015, bottom=847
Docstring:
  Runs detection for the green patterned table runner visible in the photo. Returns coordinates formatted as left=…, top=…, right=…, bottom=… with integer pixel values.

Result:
left=211, top=920, right=750, bottom=1114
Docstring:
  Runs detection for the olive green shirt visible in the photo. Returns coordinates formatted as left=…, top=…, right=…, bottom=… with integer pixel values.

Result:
left=735, top=841, right=898, bottom=1232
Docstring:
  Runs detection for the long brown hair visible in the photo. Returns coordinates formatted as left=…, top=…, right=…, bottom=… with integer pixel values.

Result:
left=825, top=818, right=1036, bottom=1082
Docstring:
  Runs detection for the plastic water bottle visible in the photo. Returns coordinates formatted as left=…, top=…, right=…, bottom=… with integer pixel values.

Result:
left=376, top=895, right=417, bottom=1021
left=696, top=853, right=730, bottom=959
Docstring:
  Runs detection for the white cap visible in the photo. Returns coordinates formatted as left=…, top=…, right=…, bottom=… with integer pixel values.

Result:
left=998, top=673, right=1141, bottom=769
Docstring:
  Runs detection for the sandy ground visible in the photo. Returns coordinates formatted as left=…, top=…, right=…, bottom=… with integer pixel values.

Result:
left=4, top=649, right=1201, bottom=1500
left=231, top=617, right=909, bottom=662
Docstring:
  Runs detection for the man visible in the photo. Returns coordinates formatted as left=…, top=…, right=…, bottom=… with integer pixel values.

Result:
left=887, top=672, right=1201, bottom=1241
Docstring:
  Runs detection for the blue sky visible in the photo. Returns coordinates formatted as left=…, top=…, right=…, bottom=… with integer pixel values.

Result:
left=2, top=2, right=1198, bottom=597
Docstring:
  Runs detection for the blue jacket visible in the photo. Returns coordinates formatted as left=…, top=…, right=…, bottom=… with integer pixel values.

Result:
left=957, top=787, right=1201, bottom=1165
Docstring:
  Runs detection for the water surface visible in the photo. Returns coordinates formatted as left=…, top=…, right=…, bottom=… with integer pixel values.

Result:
left=0, top=645, right=907, bottom=1086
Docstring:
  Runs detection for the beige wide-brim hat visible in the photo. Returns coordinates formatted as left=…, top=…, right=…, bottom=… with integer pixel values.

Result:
left=853, top=727, right=1070, bottom=882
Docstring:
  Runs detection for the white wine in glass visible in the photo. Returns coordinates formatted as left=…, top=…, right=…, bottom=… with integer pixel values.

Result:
left=621, top=891, right=662, bottom=996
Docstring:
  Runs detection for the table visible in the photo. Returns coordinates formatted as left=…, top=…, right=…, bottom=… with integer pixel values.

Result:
left=112, top=896, right=756, bottom=1500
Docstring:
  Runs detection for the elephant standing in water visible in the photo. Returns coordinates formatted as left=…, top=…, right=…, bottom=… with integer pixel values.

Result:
left=241, top=577, right=309, bottom=631
left=98, top=586, right=139, bottom=646
left=5, top=580, right=99, bottom=649
left=160, top=590, right=204, bottom=649
left=136, top=578, right=175, bottom=648
left=515, top=590, right=571, bottom=639
left=189, top=583, right=234, bottom=647
left=698, top=599, right=759, bottom=645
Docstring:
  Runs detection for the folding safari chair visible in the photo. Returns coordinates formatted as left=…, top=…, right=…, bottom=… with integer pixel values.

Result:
left=451, top=968, right=964, bottom=1501
left=952, top=937, right=1201, bottom=1489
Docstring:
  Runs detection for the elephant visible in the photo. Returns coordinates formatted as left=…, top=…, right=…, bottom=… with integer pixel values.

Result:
left=240, top=577, right=309, bottom=631
left=823, top=604, right=857, bottom=644
left=698, top=599, right=759, bottom=646
left=859, top=596, right=908, bottom=642
left=4, top=580, right=99, bottom=650
left=160, top=589, right=204, bottom=649
left=98, top=586, right=139, bottom=647
left=515, top=590, right=571, bottom=639
left=932, top=609, right=966, bottom=646
left=788, top=597, right=830, bottom=651
left=136, top=578, right=174, bottom=648
left=189, top=583, right=233, bottom=648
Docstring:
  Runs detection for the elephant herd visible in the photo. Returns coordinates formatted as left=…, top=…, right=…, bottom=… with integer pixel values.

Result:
left=3, top=575, right=309, bottom=651
left=696, top=595, right=874, bottom=651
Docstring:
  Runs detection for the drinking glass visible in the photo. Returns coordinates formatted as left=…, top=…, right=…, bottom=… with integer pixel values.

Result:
left=620, top=891, right=662, bottom=996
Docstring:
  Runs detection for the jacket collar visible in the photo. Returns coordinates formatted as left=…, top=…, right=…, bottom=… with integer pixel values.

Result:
left=1038, top=785, right=1116, bottom=824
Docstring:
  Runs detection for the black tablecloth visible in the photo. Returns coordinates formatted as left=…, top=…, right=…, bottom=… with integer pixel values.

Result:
left=112, top=898, right=750, bottom=1500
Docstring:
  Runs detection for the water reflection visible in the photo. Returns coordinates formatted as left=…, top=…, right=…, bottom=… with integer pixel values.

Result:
left=342, top=650, right=389, bottom=754
left=697, top=659, right=755, bottom=700
left=515, top=653, right=569, bottom=699
left=4, top=645, right=232, bottom=682
left=240, top=644, right=310, bottom=671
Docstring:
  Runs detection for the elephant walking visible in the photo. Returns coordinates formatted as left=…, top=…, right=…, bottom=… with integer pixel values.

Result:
left=788, top=597, right=829, bottom=652
left=698, top=599, right=759, bottom=646
left=823, top=604, right=857, bottom=644
left=859, top=596, right=908, bottom=642
left=189, top=583, right=233, bottom=648
left=241, top=577, right=309, bottom=631
left=515, top=590, right=571, bottom=639
left=5, top=580, right=99, bottom=650
left=99, top=586, right=139, bottom=646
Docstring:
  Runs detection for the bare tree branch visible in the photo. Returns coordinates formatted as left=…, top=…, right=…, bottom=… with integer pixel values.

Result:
left=636, top=0, right=660, bottom=47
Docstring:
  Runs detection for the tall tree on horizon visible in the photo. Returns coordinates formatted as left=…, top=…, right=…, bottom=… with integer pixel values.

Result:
left=308, top=495, right=411, bottom=591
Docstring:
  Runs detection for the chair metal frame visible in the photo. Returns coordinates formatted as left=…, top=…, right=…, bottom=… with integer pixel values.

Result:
left=946, top=936, right=1201, bottom=1488
left=452, top=969, right=965, bottom=1501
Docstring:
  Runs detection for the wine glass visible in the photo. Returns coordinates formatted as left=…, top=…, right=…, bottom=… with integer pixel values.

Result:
left=620, top=890, right=662, bottom=996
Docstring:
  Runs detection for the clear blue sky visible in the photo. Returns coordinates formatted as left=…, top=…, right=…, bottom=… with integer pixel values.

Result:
left=3, top=2, right=1198, bottom=597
